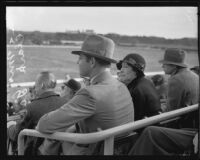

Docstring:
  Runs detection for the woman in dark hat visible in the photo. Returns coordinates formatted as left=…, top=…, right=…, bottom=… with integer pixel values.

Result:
left=117, top=53, right=161, bottom=121
left=60, top=79, right=81, bottom=101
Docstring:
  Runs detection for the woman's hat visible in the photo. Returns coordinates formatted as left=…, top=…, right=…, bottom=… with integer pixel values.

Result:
left=71, top=34, right=117, bottom=63
left=116, top=53, right=146, bottom=74
left=64, top=79, right=81, bottom=92
left=159, top=48, right=187, bottom=67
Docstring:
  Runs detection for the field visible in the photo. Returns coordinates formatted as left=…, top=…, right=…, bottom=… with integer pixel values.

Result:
left=7, top=45, right=199, bottom=83
left=7, top=45, right=199, bottom=101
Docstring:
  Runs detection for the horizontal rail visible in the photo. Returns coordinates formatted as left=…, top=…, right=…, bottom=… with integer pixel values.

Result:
left=8, top=71, right=164, bottom=88
left=18, top=103, right=198, bottom=155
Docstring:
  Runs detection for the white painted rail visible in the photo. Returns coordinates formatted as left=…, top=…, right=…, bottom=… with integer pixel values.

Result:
left=18, top=103, right=198, bottom=155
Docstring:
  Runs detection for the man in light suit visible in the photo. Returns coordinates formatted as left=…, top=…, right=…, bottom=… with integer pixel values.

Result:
left=36, top=34, right=134, bottom=155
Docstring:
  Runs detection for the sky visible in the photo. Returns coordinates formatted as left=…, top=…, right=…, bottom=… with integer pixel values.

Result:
left=6, top=7, right=198, bottom=39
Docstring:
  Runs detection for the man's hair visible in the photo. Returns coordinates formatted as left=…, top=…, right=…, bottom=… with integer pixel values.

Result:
left=36, top=71, right=56, bottom=90
left=85, top=55, right=111, bottom=67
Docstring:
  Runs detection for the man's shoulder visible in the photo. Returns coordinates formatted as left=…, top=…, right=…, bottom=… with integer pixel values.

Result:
left=170, top=69, right=197, bottom=82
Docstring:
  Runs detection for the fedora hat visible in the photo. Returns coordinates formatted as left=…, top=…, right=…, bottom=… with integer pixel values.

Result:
left=72, top=34, right=117, bottom=63
left=159, top=48, right=187, bottom=67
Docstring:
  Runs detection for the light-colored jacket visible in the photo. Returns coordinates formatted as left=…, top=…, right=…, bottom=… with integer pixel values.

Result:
left=166, top=68, right=199, bottom=111
left=37, top=71, right=134, bottom=154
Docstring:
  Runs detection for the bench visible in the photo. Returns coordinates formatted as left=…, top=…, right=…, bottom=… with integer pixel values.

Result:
left=17, top=104, right=198, bottom=155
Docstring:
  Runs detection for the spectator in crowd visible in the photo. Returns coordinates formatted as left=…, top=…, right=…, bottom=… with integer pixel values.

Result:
left=7, top=71, right=68, bottom=155
left=159, top=48, right=199, bottom=112
left=128, top=126, right=198, bottom=155
left=190, top=66, right=200, bottom=76
left=36, top=34, right=134, bottom=155
left=151, top=74, right=167, bottom=100
left=60, top=78, right=81, bottom=101
left=116, top=53, right=161, bottom=121
left=38, top=78, right=81, bottom=155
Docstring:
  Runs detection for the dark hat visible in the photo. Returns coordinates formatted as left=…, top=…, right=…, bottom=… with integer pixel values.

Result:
left=64, top=79, right=81, bottom=92
left=116, top=53, right=146, bottom=74
left=72, top=34, right=117, bottom=63
left=159, top=48, right=187, bottom=67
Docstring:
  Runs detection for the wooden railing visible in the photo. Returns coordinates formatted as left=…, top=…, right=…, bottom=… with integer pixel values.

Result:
left=18, top=103, right=198, bottom=155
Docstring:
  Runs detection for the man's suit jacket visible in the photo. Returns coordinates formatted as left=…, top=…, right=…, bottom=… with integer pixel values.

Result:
left=37, top=71, right=134, bottom=134
left=166, top=68, right=199, bottom=111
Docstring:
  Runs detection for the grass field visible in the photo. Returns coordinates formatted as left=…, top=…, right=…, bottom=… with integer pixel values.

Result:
left=7, top=45, right=199, bottom=101
left=7, top=45, right=199, bottom=83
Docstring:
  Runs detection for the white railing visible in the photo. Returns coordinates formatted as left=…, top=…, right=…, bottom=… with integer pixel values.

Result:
left=8, top=71, right=164, bottom=88
left=18, top=103, right=198, bottom=155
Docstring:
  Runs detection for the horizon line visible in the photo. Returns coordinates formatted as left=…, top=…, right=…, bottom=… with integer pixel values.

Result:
left=6, top=29, right=197, bottom=40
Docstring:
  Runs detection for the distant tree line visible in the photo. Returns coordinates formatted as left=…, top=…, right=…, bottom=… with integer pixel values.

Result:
left=7, top=30, right=197, bottom=49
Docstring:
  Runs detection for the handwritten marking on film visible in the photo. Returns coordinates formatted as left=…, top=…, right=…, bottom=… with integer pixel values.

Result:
left=7, top=31, right=28, bottom=103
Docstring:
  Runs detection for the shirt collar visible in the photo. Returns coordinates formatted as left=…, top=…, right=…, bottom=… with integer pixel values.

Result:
left=90, top=70, right=112, bottom=85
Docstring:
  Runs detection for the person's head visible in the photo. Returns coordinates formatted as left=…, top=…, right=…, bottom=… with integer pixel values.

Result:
left=151, top=74, right=165, bottom=87
left=61, top=79, right=81, bottom=100
left=71, top=34, right=116, bottom=78
left=34, top=71, right=56, bottom=96
left=159, top=48, right=187, bottom=75
left=116, top=53, right=146, bottom=85
left=28, top=85, right=37, bottom=100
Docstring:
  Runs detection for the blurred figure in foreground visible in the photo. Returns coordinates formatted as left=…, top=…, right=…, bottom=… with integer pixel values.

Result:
left=129, top=126, right=198, bottom=155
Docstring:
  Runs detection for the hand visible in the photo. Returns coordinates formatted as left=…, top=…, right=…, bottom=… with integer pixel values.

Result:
left=7, top=121, right=16, bottom=128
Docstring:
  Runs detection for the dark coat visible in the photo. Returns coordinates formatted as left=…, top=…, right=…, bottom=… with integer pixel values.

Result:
left=127, top=76, right=161, bottom=121
left=8, top=91, right=67, bottom=142
left=166, top=68, right=199, bottom=111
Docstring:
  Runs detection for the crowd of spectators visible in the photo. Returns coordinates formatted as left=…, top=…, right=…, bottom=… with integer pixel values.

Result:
left=7, top=34, right=199, bottom=156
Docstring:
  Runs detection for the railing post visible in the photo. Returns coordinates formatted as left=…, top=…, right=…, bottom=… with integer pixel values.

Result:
left=18, top=132, right=25, bottom=155
left=104, top=136, right=114, bottom=155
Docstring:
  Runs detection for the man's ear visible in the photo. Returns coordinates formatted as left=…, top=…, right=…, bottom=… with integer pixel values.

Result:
left=90, top=57, right=96, bottom=68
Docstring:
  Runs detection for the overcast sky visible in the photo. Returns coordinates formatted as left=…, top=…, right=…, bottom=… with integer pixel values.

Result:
left=6, top=7, right=198, bottom=39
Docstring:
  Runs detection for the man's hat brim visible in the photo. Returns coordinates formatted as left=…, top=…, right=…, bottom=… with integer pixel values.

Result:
left=159, top=60, right=187, bottom=68
left=72, top=50, right=117, bottom=63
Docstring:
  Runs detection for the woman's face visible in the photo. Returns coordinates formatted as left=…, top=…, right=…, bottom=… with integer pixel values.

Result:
left=117, top=62, right=137, bottom=85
